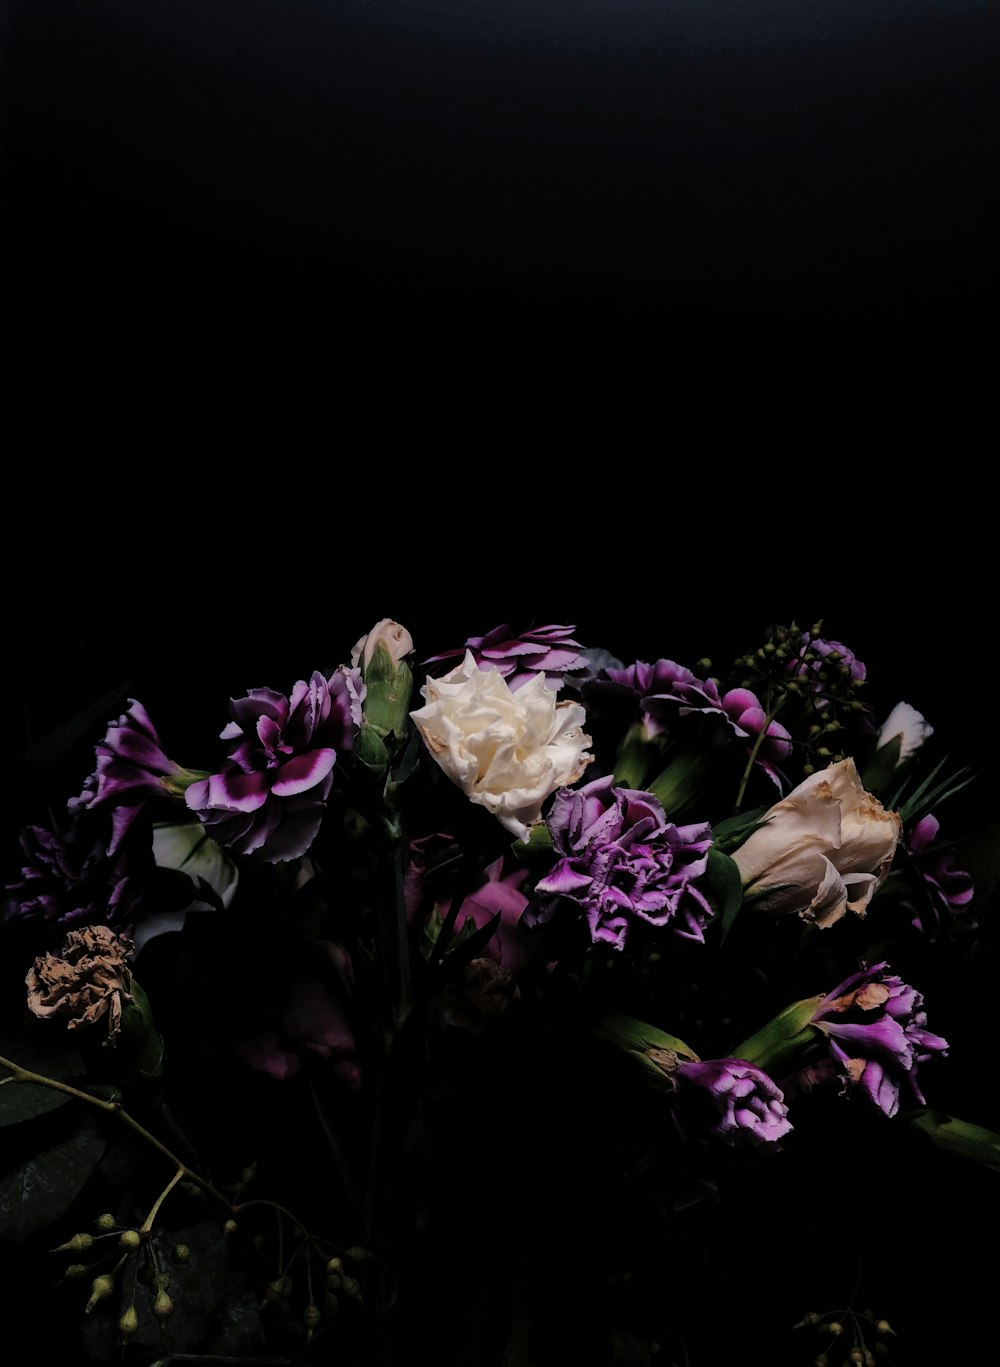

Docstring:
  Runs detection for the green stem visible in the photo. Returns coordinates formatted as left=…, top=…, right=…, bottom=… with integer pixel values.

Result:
left=734, top=692, right=785, bottom=812
left=140, top=1167, right=185, bottom=1234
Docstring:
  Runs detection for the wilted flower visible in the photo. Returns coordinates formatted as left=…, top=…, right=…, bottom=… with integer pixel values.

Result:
left=425, top=624, right=587, bottom=692
left=186, top=670, right=360, bottom=862
left=528, top=775, right=713, bottom=950
left=26, top=924, right=134, bottom=1042
left=876, top=702, right=934, bottom=767
left=731, top=758, right=901, bottom=928
left=439, top=957, right=518, bottom=1033
left=410, top=652, right=593, bottom=840
left=810, top=961, right=949, bottom=1117
left=69, top=699, right=187, bottom=856
left=5, top=815, right=145, bottom=934
left=902, top=813, right=975, bottom=938
left=602, top=661, right=792, bottom=786
left=672, top=1057, right=793, bottom=1148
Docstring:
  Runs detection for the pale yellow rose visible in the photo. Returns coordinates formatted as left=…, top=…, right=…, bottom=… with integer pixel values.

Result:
left=410, top=651, right=593, bottom=839
left=730, top=758, right=901, bottom=928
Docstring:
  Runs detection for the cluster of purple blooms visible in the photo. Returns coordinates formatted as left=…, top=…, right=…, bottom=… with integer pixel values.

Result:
left=1, top=620, right=971, bottom=1154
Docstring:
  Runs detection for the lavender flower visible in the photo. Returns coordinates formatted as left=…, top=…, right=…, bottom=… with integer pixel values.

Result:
left=673, top=1057, right=793, bottom=1148
left=603, top=660, right=792, bottom=786
left=810, top=961, right=949, bottom=1117
left=185, top=669, right=361, bottom=862
left=903, top=814, right=975, bottom=938
left=424, top=623, right=587, bottom=691
left=528, top=775, right=713, bottom=950
left=70, top=699, right=186, bottom=856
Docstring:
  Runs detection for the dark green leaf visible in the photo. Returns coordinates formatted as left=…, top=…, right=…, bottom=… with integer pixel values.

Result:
left=908, top=1108, right=1000, bottom=1173
left=701, top=847, right=744, bottom=944
left=0, top=1031, right=85, bottom=1129
left=511, top=822, right=555, bottom=867
left=0, top=1114, right=105, bottom=1241
left=710, top=806, right=767, bottom=854
left=861, top=733, right=903, bottom=796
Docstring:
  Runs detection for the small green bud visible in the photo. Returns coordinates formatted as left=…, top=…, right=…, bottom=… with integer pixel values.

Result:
left=118, top=1306, right=140, bottom=1338
left=816, top=747, right=831, bottom=758
left=65, top=1264, right=88, bottom=1280
left=94, top=1213, right=118, bottom=1232
left=802, top=1312, right=821, bottom=1326
left=825, top=1322, right=844, bottom=1338
left=119, top=1229, right=142, bottom=1250
left=303, top=1303, right=322, bottom=1331
left=875, top=1320, right=894, bottom=1336
left=86, top=1274, right=116, bottom=1313
left=802, top=763, right=816, bottom=776
left=153, top=1289, right=174, bottom=1321
left=55, top=1232, right=94, bottom=1253
left=222, top=1218, right=238, bottom=1236
left=345, top=1245, right=373, bottom=1262
left=849, top=1350, right=864, bottom=1364
left=171, top=1244, right=191, bottom=1265
left=695, top=658, right=712, bottom=672
left=325, top=1256, right=343, bottom=1274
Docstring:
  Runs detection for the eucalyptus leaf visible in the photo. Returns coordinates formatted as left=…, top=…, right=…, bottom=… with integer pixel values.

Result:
left=0, top=1114, right=105, bottom=1241
left=0, top=1031, right=85, bottom=1129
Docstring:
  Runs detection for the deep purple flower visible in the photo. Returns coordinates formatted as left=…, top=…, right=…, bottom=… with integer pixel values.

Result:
left=424, top=623, right=587, bottom=691
left=70, top=698, right=184, bottom=856
left=902, top=814, right=975, bottom=938
left=603, top=660, right=792, bottom=787
left=810, top=961, right=949, bottom=1117
left=528, top=775, right=713, bottom=950
left=5, top=815, right=145, bottom=936
left=185, top=669, right=361, bottom=862
left=673, top=1057, right=793, bottom=1148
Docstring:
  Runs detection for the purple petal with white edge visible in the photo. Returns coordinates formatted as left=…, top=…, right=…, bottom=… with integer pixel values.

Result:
left=272, top=748, right=338, bottom=798
left=228, top=689, right=288, bottom=731
left=257, top=713, right=284, bottom=750
left=822, top=1017, right=913, bottom=1068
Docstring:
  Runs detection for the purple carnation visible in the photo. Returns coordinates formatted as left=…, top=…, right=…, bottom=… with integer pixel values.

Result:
left=4, top=815, right=145, bottom=937
left=673, top=1057, right=793, bottom=1148
left=424, top=623, right=587, bottom=691
left=185, top=669, right=361, bottom=862
left=528, top=775, right=713, bottom=950
left=70, top=698, right=184, bottom=856
left=810, top=961, right=949, bottom=1117
left=602, top=660, right=792, bottom=787
left=903, top=814, right=975, bottom=938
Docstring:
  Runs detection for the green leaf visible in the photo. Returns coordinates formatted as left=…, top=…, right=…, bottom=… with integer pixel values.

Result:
left=701, top=846, right=744, bottom=944
left=511, top=822, right=554, bottom=867
left=861, top=733, right=903, bottom=796
left=0, top=1031, right=85, bottom=1129
left=908, top=1109, right=1000, bottom=1173
left=710, top=806, right=767, bottom=854
left=152, top=820, right=239, bottom=910
left=0, top=1114, right=105, bottom=1241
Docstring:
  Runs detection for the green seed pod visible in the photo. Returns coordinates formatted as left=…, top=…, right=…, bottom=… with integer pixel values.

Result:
left=325, top=1256, right=343, bottom=1274
left=345, top=1245, right=373, bottom=1262
left=118, top=1306, right=140, bottom=1338
left=55, top=1232, right=94, bottom=1253
left=86, top=1274, right=116, bottom=1313
left=826, top=1322, right=844, bottom=1338
left=222, top=1219, right=238, bottom=1236
left=171, top=1244, right=191, bottom=1265
left=153, top=1288, right=174, bottom=1321
left=303, top=1303, right=322, bottom=1331
left=65, top=1264, right=88, bottom=1280
left=875, top=1319, right=894, bottom=1335
left=119, top=1229, right=142, bottom=1250
left=94, top=1213, right=118, bottom=1232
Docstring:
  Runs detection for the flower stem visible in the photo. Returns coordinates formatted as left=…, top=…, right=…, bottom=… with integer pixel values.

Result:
left=734, top=691, right=785, bottom=812
left=141, top=1167, right=185, bottom=1234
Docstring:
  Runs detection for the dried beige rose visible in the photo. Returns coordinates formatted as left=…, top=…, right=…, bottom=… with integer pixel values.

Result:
left=26, top=924, right=135, bottom=1042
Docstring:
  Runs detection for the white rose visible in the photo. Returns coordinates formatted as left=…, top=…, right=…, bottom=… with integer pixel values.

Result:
left=410, top=651, right=594, bottom=839
left=730, top=757, right=901, bottom=928
left=876, top=701, right=933, bottom=766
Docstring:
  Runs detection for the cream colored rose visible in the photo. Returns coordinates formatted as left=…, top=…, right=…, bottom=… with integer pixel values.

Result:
left=410, top=651, right=594, bottom=839
left=351, top=619, right=414, bottom=670
left=730, top=758, right=901, bottom=928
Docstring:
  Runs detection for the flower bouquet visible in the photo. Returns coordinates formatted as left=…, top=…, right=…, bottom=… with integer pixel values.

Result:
left=2, top=612, right=997, bottom=1367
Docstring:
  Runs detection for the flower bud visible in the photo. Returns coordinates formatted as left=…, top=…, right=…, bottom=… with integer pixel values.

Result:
left=354, top=622, right=414, bottom=738
left=325, top=1256, right=343, bottom=1274
left=303, top=1303, right=322, bottom=1332
left=875, top=1320, right=894, bottom=1336
left=118, top=1305, right=140, bottom=1338
left=171, top=1244, right=191, bottom=1265
left=119, top=1229, right=142, bottom=1250
left=94, top=1213, right=117, bottom=1232
left=153, top=1288, right=174, bottom=1321
left=86, top=1274, right=116, bottom=1313
left=54, top=1232, right=94, bottom=1253
left=345, top=1245, right=374, bottom=1262
left=825, top=1322, right=843, bottom=1338
left=222, top=1219, right=238, bottom=1236
left=65, top=1264, right=88, bottom=1280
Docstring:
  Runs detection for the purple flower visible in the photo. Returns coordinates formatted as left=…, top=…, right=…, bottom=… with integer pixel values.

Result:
left=5, top=815, right=145, bottom=936
left=70, top=698, right=184, bottom=856
left=787, top=632, right=872, bottom=721
left=673, top=1057, right=793, bottom=1148
left=903, top=814, right=975, bottom=938
left=603, top=660, right=792, bottom=787
left=528, top=775, right=713, bottom=950
left=424, top=623, right=587, bottom=691
left=810, top=961, right=949, bottom=1117
left=185, top=669, right=361, bottom=862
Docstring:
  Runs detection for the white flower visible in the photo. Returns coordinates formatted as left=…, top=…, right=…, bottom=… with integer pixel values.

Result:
left=730, top=758, right=901, bottom=929
left=876, top=701, right=933, bottom=766
left=351, top=619, right=414, bottom=670
left=410, top=651, right=594, bottom=839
